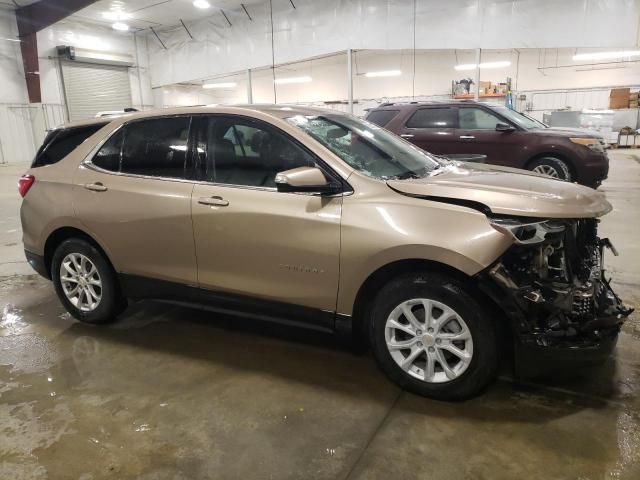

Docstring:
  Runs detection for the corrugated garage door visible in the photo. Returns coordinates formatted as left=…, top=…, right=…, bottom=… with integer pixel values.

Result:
left=61, top=61, right=132, bottom=121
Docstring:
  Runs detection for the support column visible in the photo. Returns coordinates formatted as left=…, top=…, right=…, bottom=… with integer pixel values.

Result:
left=474, top=48, right=481, bottom=101
left=347, top=49, right=353, bottom=114
left=246, top=69, right=253, bottom=104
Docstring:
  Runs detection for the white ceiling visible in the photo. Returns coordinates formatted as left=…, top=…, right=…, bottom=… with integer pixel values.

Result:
left=1, top=0, right=267, bottom=31
left=74, top=0, right=267, bottom=30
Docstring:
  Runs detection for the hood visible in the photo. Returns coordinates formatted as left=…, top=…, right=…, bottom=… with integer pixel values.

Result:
left=387, top=163, right=612, bottom=218
left=528, top=127, right=603, bottom=139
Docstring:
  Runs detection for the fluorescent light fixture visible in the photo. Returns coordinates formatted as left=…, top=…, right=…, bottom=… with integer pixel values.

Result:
left=572, top=50, right=640, bottom=61
left=112, top=22, right=129, bottom=31
left=274, top=76, right=312, bottom=85
left=203, top=82, right=237, bottom=89
left=102, top=11, right=130, bottom=20
left=364, top=70, right=402, bottom=78
left=454, top=61, right=511, bottom=71
left=193, top=0, right=211, bottom=9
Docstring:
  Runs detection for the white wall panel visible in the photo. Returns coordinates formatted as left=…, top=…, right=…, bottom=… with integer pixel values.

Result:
left=147, top=0, right=640, bottom=87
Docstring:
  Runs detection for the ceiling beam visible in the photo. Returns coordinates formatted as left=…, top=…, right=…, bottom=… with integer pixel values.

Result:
left=15, top=0, right=99, bottom=103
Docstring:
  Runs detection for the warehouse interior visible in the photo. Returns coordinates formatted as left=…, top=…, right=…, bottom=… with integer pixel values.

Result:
left=1, top=1, right=640, bottom=479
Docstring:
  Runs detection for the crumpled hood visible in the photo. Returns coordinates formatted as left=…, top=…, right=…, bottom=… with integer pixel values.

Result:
left=386, top=162, right=612, bottom=218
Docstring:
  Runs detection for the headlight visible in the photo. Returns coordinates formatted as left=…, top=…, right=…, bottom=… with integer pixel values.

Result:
left=570, top=137, right=604, bottom=153
left=489, top=217, right=565, bottom=244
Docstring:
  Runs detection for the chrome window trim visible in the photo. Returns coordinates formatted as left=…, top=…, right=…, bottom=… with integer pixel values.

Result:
left=81, top=114, right=352, bottom=195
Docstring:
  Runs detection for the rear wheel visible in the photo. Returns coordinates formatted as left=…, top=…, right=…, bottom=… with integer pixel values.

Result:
left=52, top=238, right=126, bottom=324
left=528, top=157, right=571, bottom=181
left=369, top=272, right=498, bottom=400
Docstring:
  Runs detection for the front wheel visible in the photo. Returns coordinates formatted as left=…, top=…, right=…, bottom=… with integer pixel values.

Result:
left=52, top=238, right=126, bottom=324
left=369, top=272, right=498, bottom=400
left=528, top=157, right=571, bottom=181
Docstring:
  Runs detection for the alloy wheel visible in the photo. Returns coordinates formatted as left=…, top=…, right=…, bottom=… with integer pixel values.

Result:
left=532, top=164, right=560, bottom=178
left=384, top=298, right=473, bottom=383
left=60, top=253, right=102, bottom=312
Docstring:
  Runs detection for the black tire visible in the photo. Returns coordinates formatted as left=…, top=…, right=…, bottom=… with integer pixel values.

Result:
left=369, top=272, right=498, bottom=400
left=51, top=238, right=126, bottom=324
left=528, top=156, right=572, bottom=181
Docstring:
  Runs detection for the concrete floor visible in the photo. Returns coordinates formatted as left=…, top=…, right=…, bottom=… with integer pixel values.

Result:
left=1, top=153, right=640, bottom=480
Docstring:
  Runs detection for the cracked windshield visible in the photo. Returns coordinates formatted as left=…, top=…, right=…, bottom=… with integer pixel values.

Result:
left=286, top=114, right=441, bottom=179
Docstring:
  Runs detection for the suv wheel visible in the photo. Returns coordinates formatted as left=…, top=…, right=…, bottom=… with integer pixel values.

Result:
left=369, top=272, right=498, bottom=400
left=529, top=157, right=571, bottom=181
left=52, top=238, right=125, bottom=324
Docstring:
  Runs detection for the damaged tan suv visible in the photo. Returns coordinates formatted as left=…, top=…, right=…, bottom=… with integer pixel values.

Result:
left=19, top=106, right=632, bottom=400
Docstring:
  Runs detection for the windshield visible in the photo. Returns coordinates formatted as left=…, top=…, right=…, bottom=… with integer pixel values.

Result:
left=285, top=114, right=441, bottom=179
left=492, top=107, right=542, bottom=130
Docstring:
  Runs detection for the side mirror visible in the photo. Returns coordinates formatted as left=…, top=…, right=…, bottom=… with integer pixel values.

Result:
left=496, top=123, right=515, bottom=132
left=275, top=166, right=340, bottom=194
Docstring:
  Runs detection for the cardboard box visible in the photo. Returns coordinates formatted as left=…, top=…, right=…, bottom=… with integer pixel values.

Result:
left=609, top=97, right=629, bottom=109
left=479, top=81, right=492, bottom=94
left=610, top=88, right=630, bottom=98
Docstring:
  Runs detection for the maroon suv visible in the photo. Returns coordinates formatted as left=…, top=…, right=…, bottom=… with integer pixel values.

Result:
left=366, top=101, right=609, bottom=188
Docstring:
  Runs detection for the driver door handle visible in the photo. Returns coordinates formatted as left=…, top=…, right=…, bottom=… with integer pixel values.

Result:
left=198, top=196, right=229, bottom=207
left=400, top=134, right=414, bottom=138
left=84, top=182, right=108, bottom=192
left=459, top=135, right=475, bottom=140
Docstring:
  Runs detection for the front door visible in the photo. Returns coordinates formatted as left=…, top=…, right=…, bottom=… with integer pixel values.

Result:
left=190, top=115, right=342, bottom=318
left=397, top=106, right=458, bottom=155
left=73, top=116, right=197, bottom=284
left=455, top=106, right=523, bottom=166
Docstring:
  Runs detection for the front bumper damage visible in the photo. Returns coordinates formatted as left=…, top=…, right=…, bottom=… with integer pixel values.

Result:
left=477, top=217, right=633, bottom=377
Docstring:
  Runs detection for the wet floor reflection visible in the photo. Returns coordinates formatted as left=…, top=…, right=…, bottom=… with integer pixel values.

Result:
left=1, top=275, right=639, bottom=480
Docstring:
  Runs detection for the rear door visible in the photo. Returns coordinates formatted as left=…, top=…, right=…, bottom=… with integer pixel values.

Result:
left=190, top=115, right=342, bottom=319
left=73, top=116, right=197, bottom=284
left=455, top=106, right=523, bottom=165
left=397, top=107, right=458, bottom=155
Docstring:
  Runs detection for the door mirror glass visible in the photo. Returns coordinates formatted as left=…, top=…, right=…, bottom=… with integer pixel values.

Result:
left=496, top=122, right=515, bottom=132
left=275, top=166, right=337, bottom=194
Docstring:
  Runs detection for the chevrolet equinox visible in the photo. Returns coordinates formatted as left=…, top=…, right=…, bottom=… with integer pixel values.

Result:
left=19, top=106, right=631, bottom=400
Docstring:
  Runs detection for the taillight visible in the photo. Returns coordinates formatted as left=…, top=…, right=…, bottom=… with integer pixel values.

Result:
left=18, top=174, right=35, bottom=197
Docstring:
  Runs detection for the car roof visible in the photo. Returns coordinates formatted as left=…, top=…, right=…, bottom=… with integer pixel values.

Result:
left=55, top=104, right=344, bottom=130
left=368, top=100, right=505, bottom=111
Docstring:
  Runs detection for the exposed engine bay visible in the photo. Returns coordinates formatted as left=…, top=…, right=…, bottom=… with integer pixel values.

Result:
left=484, top=217, right=633, bottom=349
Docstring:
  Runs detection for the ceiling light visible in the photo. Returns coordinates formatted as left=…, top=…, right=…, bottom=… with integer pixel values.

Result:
left=112, top=22, right=129, bottom=31
left=364, top=70, right=402, bottom=77
left=572, top=50, right=640, bottom=61
left=203, top=82, right=237, bottom=89
left=193, top=0, right=211, bottom=8
left=454, top=61, right=511, bottom=71
left=103, top=11, right=130, bottom=20
left=274, top=76, right=312, bottom=84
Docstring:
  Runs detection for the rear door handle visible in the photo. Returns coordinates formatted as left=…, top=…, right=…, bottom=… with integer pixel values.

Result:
left=400, top=134, right=414, bottom=138
left=459, top=135, right=475, bottom=140
left=198, top=196, right=229, bottom=207
left=84, top=182, right=108, bottom=192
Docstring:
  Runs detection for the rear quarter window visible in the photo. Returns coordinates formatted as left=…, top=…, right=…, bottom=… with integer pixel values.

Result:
left=32, top=123, right=106, bottom=167
left=366, top=109, right=400, bottom=127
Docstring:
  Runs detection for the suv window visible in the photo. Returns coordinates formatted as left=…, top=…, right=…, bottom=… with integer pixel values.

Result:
left=406, top=108, right=456, bottom=128
left=367, top=110, right=400, bottom=127
left=195, top=116, right=316, bottom=188
left=32, top=123, right=106, bottom=167
left=120, top=117, right=191, bottom=178
left=458, top=107, right=504, bottom=130
left=93, top=128, right=124, bottom=172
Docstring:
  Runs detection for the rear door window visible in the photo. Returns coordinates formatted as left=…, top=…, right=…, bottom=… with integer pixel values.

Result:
left=366, top=110, right=400, bottom=127
left=406, top=108, right=457, bottom=129
left=32, top=123, right=105, bottom=167
left=120, top=117, right=192, bottom=179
